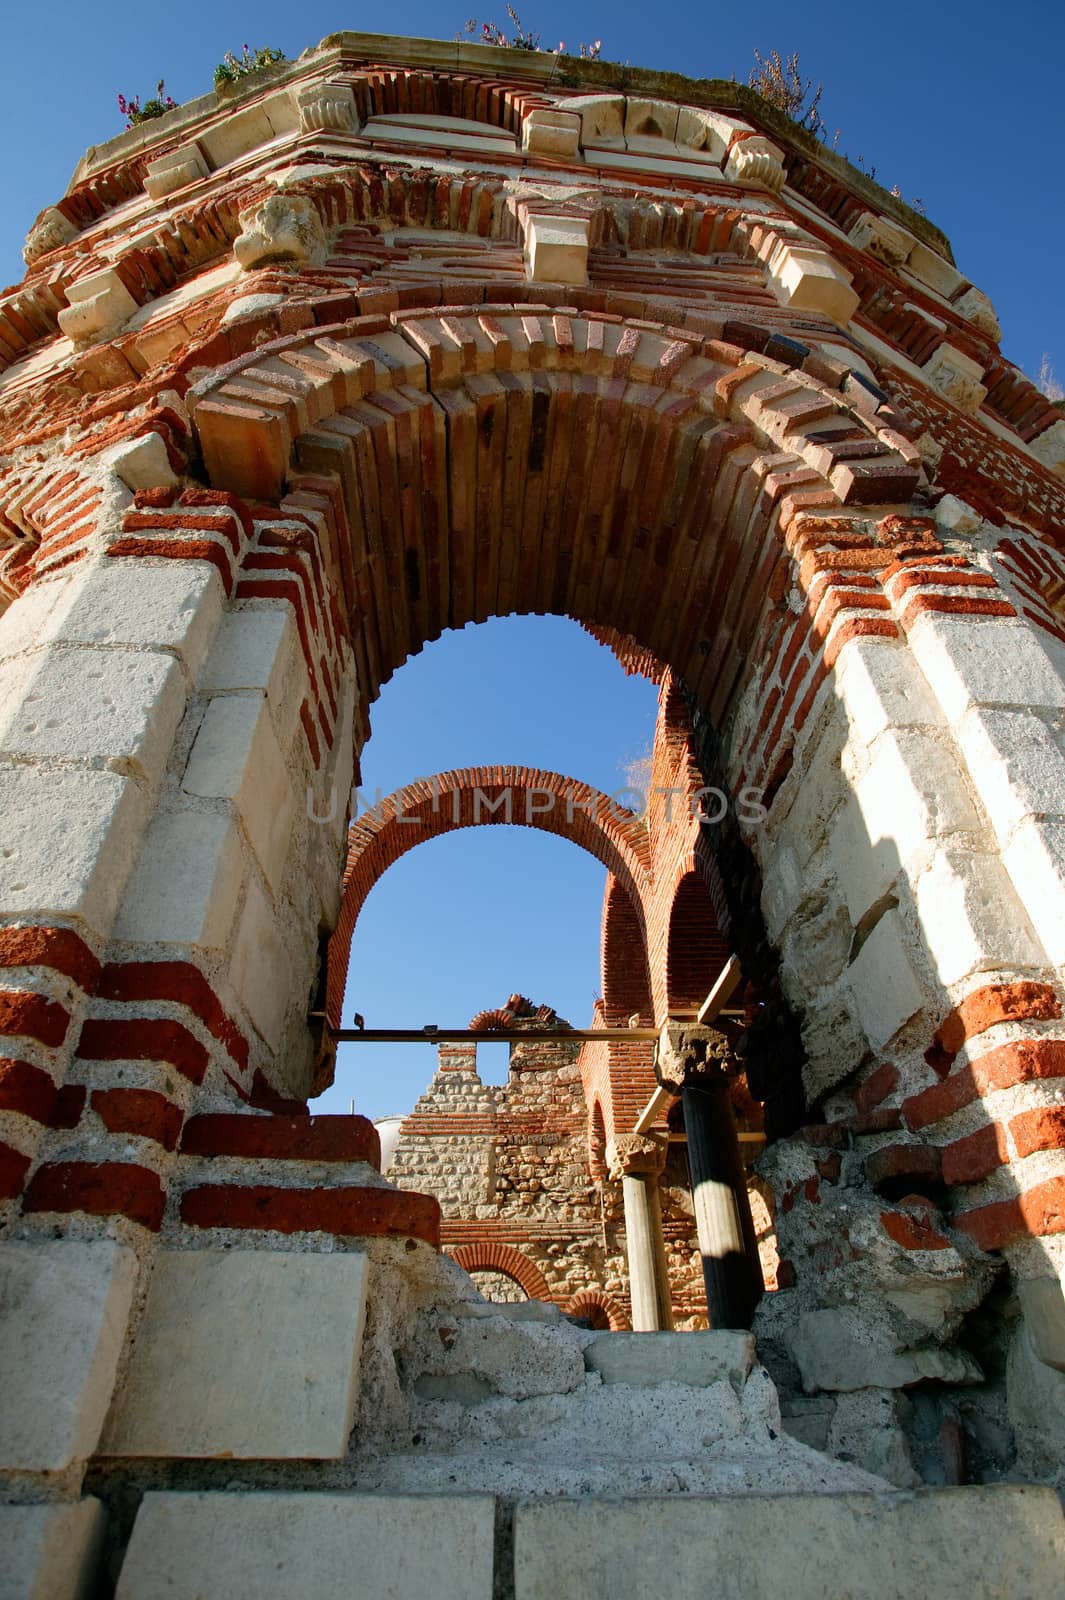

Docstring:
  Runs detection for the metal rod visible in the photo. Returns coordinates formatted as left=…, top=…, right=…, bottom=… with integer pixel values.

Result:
left=332, top=1027, right=664, bottom=1043
left=328, top=1018, right=741, bottom=1044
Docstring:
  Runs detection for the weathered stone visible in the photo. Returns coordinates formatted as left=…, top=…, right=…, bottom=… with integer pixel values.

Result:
left=1018, top=1276, right=1065, bottom=1373
left=116, top=1492, right=495, bottom=1599
left=512, top=1487, right=1065, bottom=1598
left=826, top=1386, right=920, bottom=1487
left=790, top=1307, right=982, bottom=1394
left=57, top=268, right=138, bottom=345
left=234, top=194, right=328, bottom=270
left=0, top=1240, right=135, bottom=1473
left=0, top=1499, right=107, bottom=1599
left=23, top=206, right=78, bottom=264
left=101, top=1249, right=368, bottom=1459
left=523, top=214, right=589, bottom=285
left=1008, top=1322, right=1065, bottom=1489
left=584, top=1330, right=754, bottom=1387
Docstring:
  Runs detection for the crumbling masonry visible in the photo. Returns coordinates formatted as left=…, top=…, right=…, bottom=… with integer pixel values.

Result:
left=0, top=30, right=1064, bottom=1598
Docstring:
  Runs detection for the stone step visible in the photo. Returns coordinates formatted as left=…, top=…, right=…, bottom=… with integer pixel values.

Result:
left=111, top=1485, right=1065, bottom=1600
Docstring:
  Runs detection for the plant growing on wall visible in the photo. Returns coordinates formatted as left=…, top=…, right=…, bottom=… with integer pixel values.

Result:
left=460, top=8, right=601, bottom=58
left=214, top=44, right=286, bottom=86
left=116, top=81, right=176, bottom=129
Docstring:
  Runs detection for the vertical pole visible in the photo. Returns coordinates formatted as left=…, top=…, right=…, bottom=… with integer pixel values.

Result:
left=609, top=1134, right=674, bottom=1332
left=622, top=1172, right=663, bottom=1331
left=682, top=1078, right=762, bottom=1330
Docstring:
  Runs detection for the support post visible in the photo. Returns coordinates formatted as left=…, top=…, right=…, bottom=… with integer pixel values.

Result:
left=657, top=1022, right=763, bottom=1330
left=608, top=1135, right=674, bottom=1331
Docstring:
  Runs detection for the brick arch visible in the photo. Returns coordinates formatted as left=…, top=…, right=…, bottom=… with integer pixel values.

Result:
left=565, top=1289, right=629, bottom=1331
left=448, top=1242, right=553, bottom=1302
left=665, top=870, right=733, bottom=1017
left=324, top=768, right=652, bottom=1060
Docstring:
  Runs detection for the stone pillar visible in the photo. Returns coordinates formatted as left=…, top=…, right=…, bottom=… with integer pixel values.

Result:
left=657, top=1023, right=762, bottom=1330
left=608, top=1135, right=674, bottom=1331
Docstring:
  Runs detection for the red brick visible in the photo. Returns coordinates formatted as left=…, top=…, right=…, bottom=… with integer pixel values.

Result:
left=23, top=1160, right=166, bottom=1229
left=180, top=1182, right=440, bottom=1245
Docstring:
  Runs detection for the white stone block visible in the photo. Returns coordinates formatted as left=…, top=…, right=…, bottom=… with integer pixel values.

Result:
left=229, top=877, right=291, bottom=1046
left=0, top=1240, right=135, bottom=1473
left=103, top=432, right=179, bottom=491
left=838, top=728, right=980, bottom=919
left=521, top=108, right=581, bottom=158
left=114, top=808, right=243, bottom=950
left=117, top=1491, right=495, bottom=1600
left=144, top=142, right=210, bottom=200
left=1028, top=418, right=1065, bottom=478
left=0, top=577, right=67, bottom=662
left=847, top=909, right=927, bottom=1050
left=0, top=646, right=185, bottom=782
left=182, top=692, right=294, bottom=889
left=916, top=849, right=1044, bottom=986
left=524, top=214, right=589, bottom=286
left=37, top=559, right=225, bottom=682
left=57, top=268, right=138, bottom=346
left=767, top=244, right=859, bottom=326
left=0, top=1499, right=107, bottom=1600
left=1003, top=818, right=1065, bottom=967
left=954, top=285, right=1001, bottom=342
left=102, top=1249, right=368, bottom=1460
left=847, top=211, right=915, bottom=266
left=906, top=241, right=965, bottom=300
left=513, top=1487, right=1065, bottom=1600
left=0, top=764, right=149, bottom=934
left=296, top=81, right=360, bottom=134
left=922, top=343, right=987, bottom=414
left=958, top=706, right=1065, bottom=841
left=909, top=613, right=1065, bottom=721
left=200, top=607, right=294, bottom=699
left=565, top=93, right=625, bottom=145
left=934, top=493, right=983, bottom=534
left=836, top=635, right=945, bottom=745
left=725, top=136, right=786, bottom=192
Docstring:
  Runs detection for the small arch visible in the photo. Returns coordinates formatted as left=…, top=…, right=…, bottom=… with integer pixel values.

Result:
left=565, top=1289, right=628, bottom=1331
left=448, top=1242, right=553, bottom=1302
left=666, top=869, right=731, bottom=1016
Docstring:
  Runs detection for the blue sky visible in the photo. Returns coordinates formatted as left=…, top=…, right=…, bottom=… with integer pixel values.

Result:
left=2, top=4, right=1061, bottom=1118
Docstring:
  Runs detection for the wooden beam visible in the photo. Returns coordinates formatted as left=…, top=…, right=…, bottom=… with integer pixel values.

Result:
left=696, top=955, right=743, bottom=1026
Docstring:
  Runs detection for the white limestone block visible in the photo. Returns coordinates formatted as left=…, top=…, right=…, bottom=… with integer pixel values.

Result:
left=675, top=106, right=728, bottom=161
left=0, top=1240, right=135, bottom=1473
left=0, top=576, right=68, bottom=661
left=23, top=206, right=78, bottom=265
left=847, top=212, right=915, bottom=267
left=916, top=849, right=1043, bottom=986
left=766, top=243, right=859, bottom=326
left=625, top=97, right=679, bottom=143
left=954, top=285, right=1001, bottom=342
left=835, top=635, right=945, bottom=745
left=0, top=1499, right=107, bottom=1600
left=229, top=877, right=291, bottom=1046
left=0, top=764, right=149, bottom=933
left=102, top=1249, right=368, bottom=1460
left=847, top=909, right=927, bottom=1049
left=908, top=613, right=1065, bottom=720
left=114, top=808, right=243, bottom=950
left=835, top=730, right=980, bottom=920
left=198, top=103, right=276, bottom=169
left=1003, top=818, right=1065, bottom=967
left=103, top=432, right=179, bottom=491
left=200, top=607, right=294, bottom=698
left=521, top=108, right=581, bottom=159
left=523, top=214, right=589, bottom=286
left=725, top=135, right=786, bottom=192
left=934, top=493, right=983, bottom=534
left=57, top=268, right=138, bottom=346
left=35, top=558, right=225, bottom=683
left=117, top=1491, right=495, bottom=1599
left=565, top=94, right=625, bottom=146
left=922, top=343, right=987, bottom=413
left=1028, top=418, right=1065, bottom=478
left=958, top=706, right=1065, bottom=841
left=143, top=143, right=209, bottom=200
left=182, top=691, right=294, bottom=889
left=906, top=241, right=965, bottom=300
left=0, top=646, right=185, bottom=782
left=296, top=81, right=360, bottom=134
left=234, top=194, right=328, bottom=271
left=513, top=1486, right=1065, bottom=1599
left=221, top=291, right=286, bottom=324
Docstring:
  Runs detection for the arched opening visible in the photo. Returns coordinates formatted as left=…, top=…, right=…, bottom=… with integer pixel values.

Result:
left=666, top=871, right=731, bottom=1018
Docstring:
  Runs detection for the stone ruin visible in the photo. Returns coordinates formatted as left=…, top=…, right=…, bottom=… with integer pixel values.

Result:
left=0, top=28, right=1063, bottom=1598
